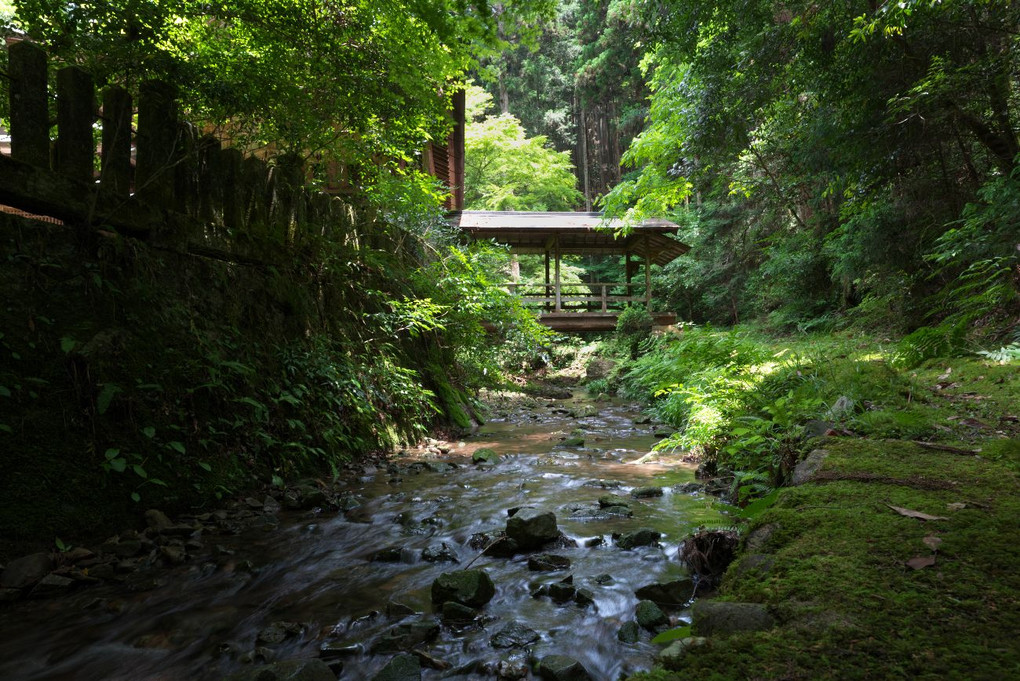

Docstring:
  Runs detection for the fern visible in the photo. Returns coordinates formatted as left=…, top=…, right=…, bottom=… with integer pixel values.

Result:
left=894, top=323, right=967, bottom=368
left=977, top=343, right=1020, bottom=364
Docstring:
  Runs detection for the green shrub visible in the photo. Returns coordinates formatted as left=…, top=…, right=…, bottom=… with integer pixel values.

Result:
left=615, top=305, right=655, bottom=358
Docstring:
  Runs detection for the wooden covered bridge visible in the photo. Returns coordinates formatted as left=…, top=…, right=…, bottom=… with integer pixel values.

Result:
left=449, top=210, right=690, bottom=331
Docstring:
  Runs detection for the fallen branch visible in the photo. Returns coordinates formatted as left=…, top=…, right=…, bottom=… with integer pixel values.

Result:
left=463, top=535, right=505, bottom=569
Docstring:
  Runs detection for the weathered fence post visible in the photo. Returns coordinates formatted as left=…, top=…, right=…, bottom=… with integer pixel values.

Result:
left=100, top=87, right=133, bottom=196
left=135, top=80, right=178, bottom=206
left=274, top=152, right=303, bottom=243
left=8, top=41, right=50, bottom=168
left=197, top=134, right=221, bottom=226
left=220, top=147, right=243, bottom=232
left=55, top=66, right=96, bottom=181
left=241, top=156, right=270, bottom=234
left=173, top=122, right=199, bottom=219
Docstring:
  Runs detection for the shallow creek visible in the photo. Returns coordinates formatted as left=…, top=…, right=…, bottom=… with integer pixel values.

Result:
left=0, top=393, right=731, bottom=680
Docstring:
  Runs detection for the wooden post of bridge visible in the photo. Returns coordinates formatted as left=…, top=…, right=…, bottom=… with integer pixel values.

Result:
left=8, top=41, right=50, bottom=168
left=554, top=234, right=562, bottom=311
left=55, top=67, right=95, bottom=182
left=544, top=248, right=551, bottom=311
left=101, top=87, right=133, bottom=197
left=644, top=234, right=652, bottom=310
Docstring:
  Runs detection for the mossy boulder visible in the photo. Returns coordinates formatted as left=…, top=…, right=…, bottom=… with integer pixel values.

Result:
left=616, top=528, right=661, bottom=550
left=431, top=569, right=495, bottom=608
left=635, top=599, right=668, bottom=631
left=692, top=600, right=775, bottom=637
left=472, top=448, right=500, bottom=464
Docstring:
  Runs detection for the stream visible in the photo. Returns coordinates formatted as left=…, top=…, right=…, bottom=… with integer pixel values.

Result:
left=0, top=391, right=731, bottom=680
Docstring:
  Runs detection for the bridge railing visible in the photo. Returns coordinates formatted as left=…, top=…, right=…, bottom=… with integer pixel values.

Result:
left=503, top=281, right=649, bottom=313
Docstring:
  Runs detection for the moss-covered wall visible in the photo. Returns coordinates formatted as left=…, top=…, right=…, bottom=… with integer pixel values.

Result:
left=0, top=212, right=469, bottom=559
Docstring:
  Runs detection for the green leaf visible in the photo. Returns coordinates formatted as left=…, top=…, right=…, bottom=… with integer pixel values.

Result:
left=236, top=396, right=267, bottom=413
left=96, top=383, right=122, bottom=415
left=651, top=625, right=692, bottom=644
left=0, top=424, right=12, bottom=433
left=149, top=478, right=169, bottom=487
left=55, top=537, right=67, bottom=551
left=168, top=441, right=186, bottom=454
left=198, top=461, right=212, bottom=472
left=130, top=492, right=141, bottom=502
left=132, top=464, right=148, bottom=479
left=142, top=426, right=156, bottom=439
left=104, top=448, right=121, bottom=461
left=737, top=489, right=781, bottom=519
left=60, top=337, right=77, bottom=354
left=271, top=474, right=285, bottom=488
left=0, top=386, right=10, bottom=398
left=109, top=458, right=127, bottom=473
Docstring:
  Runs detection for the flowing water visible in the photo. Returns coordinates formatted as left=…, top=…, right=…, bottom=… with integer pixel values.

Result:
left=0, top=393, right=731, bottom=680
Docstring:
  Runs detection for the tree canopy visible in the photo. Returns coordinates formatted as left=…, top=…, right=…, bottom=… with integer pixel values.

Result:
left=9, top=0, right=555, bottom=168
left=464, top=86, right=583, bottom=211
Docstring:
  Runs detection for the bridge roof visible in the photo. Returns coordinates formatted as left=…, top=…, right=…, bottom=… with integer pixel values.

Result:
left=448, top=210, right=690, bottom=267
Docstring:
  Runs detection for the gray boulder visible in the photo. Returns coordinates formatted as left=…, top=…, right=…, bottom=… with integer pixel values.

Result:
left=257, top=621, right=302, bottom=645
left=441, top=601, right=477, bottom=622
left=634, top=579, right=696, bottom=609
left=0, top=552, right=53, bottom=589
left=538, top=655, right=591, bottom=681
left=791, top=449, right=829, bottom=485
left=692, top=600, right=775, bottom=637
left=527, top=554, right=571, bottom=571
left=373, top=653, right=422, bottom=681
left=225, top=658, right=335, bottom=681
left=506, top=508, right=559, bottom=550
left=585, top=358, right=615, bottom=380
left=144, top=509, right=174, bottom=532
left=431, top=569, right=495, bottom=608
left=30, top=574, right=74, bottom=598
left=421, top=543, right=457, bottom=563
left=490, top=621, right=540, bottom=649
left=372, top=619, right=440, bottom=653
left=657, top=636, right=709, bottom=670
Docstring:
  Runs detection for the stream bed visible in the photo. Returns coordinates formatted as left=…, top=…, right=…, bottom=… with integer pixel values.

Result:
left=0, top=392, right=731, bottom=680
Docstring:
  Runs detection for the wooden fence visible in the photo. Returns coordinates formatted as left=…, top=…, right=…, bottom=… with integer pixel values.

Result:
left=0, top=40, right=370, bottom=264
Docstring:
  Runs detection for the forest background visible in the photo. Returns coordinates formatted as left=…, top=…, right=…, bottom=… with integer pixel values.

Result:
left=471, top=0, right=1018, bottom=347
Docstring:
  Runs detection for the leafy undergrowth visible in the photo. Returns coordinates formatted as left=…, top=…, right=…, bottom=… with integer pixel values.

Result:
left=623, top=348, right=1020, bottom=680
left=612, top=325, right=1019, bottom=488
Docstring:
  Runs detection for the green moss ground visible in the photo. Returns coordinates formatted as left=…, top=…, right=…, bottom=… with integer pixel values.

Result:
left=628, top=355, right=1020, bottom=680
